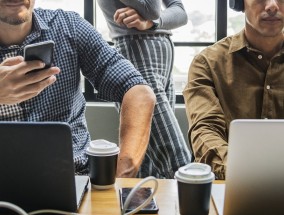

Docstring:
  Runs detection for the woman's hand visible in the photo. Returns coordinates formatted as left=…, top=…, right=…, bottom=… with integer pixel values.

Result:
left=114, top=7, right=154, bottom=31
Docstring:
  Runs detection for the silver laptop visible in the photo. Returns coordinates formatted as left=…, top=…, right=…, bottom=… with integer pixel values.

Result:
left=0, top=121, right=89, bottom=213
left=220, top=119, right=284, bottom=215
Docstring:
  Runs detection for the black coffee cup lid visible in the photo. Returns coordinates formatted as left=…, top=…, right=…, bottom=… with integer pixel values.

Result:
left=86, top=139, right=120, bottom=156
left=175, top=163, right=215, bottom=184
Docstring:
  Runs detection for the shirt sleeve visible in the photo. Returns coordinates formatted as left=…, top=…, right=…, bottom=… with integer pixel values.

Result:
left=120, top=0, right=161, bottom=20
left=75, top=14, right=148, bottom=102
left=157, top=0, right=188, bottom=30
left=182, top=53, right=228, bottom=180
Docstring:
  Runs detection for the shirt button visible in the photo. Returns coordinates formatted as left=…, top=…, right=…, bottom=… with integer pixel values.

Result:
left=266, top=85, right=271, bottom=90
left=258, top=55, right=263, bottom=59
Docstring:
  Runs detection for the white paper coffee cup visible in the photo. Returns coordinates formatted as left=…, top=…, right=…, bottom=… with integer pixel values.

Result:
left=175, top=162, right=215, bottom=184
left=86, top=139, right=120, bottom=190
left=175, top=163, right=215, bottom=215
left=86, top=139, right=120, bottom=156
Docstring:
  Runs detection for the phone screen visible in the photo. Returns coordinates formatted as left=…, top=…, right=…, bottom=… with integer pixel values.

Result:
left=24, top=40, right=54, bottom=69
left=120, top=187, right=159, bottom=214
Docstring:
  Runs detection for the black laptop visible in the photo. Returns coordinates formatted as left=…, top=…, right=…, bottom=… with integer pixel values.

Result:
left=0, top=121, right=89, bottom=213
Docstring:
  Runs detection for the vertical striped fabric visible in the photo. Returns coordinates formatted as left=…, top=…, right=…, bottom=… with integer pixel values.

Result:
left=114, top=34, right=192, bottom=178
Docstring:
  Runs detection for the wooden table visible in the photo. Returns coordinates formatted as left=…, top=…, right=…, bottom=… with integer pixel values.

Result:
left=78, top=178, right=222, bottom=215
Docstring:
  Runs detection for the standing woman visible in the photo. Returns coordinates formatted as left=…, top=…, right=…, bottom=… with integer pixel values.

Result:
left=97, top=0, right=191, bottom=178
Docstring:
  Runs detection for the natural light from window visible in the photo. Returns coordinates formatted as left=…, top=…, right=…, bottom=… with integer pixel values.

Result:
left=35, top=0, right=245, bottom=95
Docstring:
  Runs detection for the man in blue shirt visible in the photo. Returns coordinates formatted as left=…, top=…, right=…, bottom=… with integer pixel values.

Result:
left=0, top=0, right=156, bottom=178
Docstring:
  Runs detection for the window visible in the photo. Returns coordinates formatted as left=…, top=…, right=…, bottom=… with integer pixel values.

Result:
left=35, top=0, right=84, bottom=15
left=171, top=0, right=216, bottom=95
left=35, top=0, right=245, bottom=103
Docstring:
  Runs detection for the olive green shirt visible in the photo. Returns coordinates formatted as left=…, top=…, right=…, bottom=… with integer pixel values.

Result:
left=183, top=29, right=284, bottom=179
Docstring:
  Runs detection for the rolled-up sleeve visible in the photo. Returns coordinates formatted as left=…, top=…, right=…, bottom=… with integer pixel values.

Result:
left=76, top=15, right=148, bottom=103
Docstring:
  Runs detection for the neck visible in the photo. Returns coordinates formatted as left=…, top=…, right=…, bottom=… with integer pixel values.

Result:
left=245, top=27, right=284, bottom=60
left=0, top=20, right=32, bottom=46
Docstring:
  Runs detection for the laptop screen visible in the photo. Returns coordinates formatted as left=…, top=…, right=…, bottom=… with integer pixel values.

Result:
left=223, top=119, right=284, bottom=215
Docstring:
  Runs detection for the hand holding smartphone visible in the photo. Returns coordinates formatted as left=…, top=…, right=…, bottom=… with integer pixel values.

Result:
left=119, top=187, right=159, bottom=214
left=24, top=40, right=54, bottom=70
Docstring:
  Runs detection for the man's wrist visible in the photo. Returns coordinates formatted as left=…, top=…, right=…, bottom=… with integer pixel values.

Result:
left=117, top=156, right=138, bottom=178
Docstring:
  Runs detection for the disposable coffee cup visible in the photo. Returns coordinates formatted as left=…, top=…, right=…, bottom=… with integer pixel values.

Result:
left=86, top=139, right=120, bottom=190
left=175, top=163, right=215, bottom=215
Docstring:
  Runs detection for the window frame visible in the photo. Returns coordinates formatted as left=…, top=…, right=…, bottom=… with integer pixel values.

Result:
left=83, top=0, right=228, bottom=103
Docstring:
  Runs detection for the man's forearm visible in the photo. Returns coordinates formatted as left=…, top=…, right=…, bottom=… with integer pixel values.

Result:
left=116, top=85, right=156, bottom=178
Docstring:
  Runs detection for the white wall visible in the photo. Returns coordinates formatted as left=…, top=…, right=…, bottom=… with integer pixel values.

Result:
left=85, top=102, right=189, bottom=145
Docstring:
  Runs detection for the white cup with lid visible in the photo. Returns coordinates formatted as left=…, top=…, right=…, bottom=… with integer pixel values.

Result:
left=86, top=139, right=120, bottom=190
left=175, top=163, right=215, bottom=215
left=86, top=139, right=120, bottom=157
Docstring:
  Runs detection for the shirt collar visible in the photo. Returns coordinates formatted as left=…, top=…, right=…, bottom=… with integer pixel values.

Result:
left=0, top=10, right=50, bottom=49
left=228, top=29, right=247, bottom=54
left=33, top=10, right=49, bottom=31
left=23, top=10, right=50, bottom=45
left=229, top=28, right=284, bottom=56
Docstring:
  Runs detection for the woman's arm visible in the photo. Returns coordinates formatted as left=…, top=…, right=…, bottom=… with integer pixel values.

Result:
left=120, top=0, right=161, bottom=20
left=116, top=0, right=188, bottom=31
left=158, top=0, right=188, bottom=30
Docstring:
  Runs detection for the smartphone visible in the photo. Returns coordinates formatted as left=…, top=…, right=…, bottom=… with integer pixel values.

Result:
left=24, top=40, right=54, bottom=70
left=119, top=187, right=159, bottom=214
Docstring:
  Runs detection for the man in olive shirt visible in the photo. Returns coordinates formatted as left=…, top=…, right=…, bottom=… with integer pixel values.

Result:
left=183, top=0, right=284, bottom=179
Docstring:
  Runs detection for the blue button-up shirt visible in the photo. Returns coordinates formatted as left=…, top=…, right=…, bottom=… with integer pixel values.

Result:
left=0, top=8, right=147, bottom=174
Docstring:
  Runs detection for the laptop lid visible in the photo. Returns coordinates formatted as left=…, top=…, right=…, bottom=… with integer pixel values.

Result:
left=0, top=121, right=88, bottom=213
left=223, top=119, right=284, bottom=215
